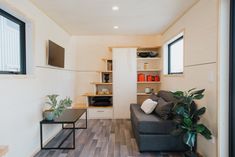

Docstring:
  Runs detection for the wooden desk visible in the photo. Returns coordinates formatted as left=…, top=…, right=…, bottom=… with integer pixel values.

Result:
left=0, top=146, right=8, bottom=157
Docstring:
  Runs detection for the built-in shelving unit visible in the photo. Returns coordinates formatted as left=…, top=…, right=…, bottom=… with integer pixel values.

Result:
left=137, top=46, right=161, bottom=104
left=83, top=58, right=113, bottom=119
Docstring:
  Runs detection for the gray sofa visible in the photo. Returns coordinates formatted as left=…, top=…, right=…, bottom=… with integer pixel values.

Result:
left=130, top=90, right=187, bottom=152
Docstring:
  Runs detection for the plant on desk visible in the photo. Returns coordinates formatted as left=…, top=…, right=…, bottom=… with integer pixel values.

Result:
left=172, top=89, right=212, bottom=157
left=43, top=94, right=72, bottom=120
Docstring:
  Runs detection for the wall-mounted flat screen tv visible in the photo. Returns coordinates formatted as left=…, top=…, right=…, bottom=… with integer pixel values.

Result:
left=48, top=40, right=65, bottom=68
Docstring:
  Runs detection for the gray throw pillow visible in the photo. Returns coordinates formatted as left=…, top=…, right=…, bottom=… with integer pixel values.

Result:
left=154, top=97, right=174, bottom=120
left=149, top=93, right=160, bottom=102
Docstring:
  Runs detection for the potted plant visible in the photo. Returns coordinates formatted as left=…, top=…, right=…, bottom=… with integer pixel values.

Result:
left=172, top=88, right=212, bottom=157
left=43, top=94, right=72, bottom=120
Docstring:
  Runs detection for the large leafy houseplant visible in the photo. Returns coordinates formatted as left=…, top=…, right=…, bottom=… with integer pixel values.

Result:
left=43, top=94, right=72, bottom=120
left=172, top=89, right=212, bottom=157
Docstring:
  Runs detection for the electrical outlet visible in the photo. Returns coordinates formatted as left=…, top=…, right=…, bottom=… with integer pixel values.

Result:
left=208, top=70, right=215, bottom=83
left=210, top=135, right=216, bottom=144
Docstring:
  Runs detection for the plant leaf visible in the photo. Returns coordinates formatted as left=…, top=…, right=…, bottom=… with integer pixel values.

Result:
left=190, top=89, right=205, bottom=97
left=188, top=88, right=197, bottom=93
left=198, top=124, right=212, bottom=139
left=193, top=94, right=204, bottom=100
left=194, top=107, right=206, bottom=117
left=183, top=117, right=192, bottom=127
left=196, top=124, right=206, bottom=133
left=183, top=132, right=196, bottom=148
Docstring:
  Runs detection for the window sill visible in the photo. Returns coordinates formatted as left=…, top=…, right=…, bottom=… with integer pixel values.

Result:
left=163, top=74, right=184, bottom=77
left=0, top=74, right=36, bottom=80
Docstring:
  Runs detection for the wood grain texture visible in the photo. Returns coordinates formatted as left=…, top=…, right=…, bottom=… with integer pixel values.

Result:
left=35, top=119, right=183, bottom=157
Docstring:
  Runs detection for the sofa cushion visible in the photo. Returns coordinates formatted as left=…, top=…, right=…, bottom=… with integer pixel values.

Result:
left=149, top=93, right=160, bottom=102
left=130, top=104, right=176, bottom=134
left=154, top=98, right=174, bottom=120
left=141, top=99, right=158, bottom=114
left=157, top=90, right=179, bottom=103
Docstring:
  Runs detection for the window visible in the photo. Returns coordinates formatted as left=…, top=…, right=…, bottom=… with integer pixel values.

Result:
left=167, top=35, right=184, bottom=74
left=0, top=9, right=26, bottom=74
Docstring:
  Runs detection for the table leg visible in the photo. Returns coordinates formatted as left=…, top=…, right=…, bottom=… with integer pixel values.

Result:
left=73, top=123, right=75, bottom=149
left=85, top=110, right=87, bottom=129
left=40, top=123, right=43, bottom=149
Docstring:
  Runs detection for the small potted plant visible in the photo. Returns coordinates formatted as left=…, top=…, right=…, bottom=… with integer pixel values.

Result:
left=43, top=94, right=72, bottom=120
left=172, top=88, right=212, bottom=157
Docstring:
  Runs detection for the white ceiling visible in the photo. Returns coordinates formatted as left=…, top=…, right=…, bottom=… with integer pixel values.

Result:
left=31, top=0, right=197, bottom=35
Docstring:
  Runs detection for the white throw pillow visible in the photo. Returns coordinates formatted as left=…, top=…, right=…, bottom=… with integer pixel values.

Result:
left=141, top=99, right=158, bottom=114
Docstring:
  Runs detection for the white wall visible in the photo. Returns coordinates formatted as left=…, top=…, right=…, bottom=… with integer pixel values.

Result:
left=161, top=0, right=219, bottom=157
left=0, top=0, right=77, bottom=157
left=68, top=35, right=162, bottom=103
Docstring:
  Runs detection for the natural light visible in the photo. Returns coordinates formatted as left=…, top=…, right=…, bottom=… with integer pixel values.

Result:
left=169, top=38, right=184, bottom=73
left=0, top=15, right=21, bottom=73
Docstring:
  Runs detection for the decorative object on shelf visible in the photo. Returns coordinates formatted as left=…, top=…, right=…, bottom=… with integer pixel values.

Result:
left=104, top=73, right=110, bottom=83
left=144, top=87, right=152, bottom=94
left=147, top=75, right=152, bottom=81
left=149, top=51, right=159, bottom=57
left=137, top=51, right=159, bottom=58
left=102, top=88, right=110, bottom=95
left=138, top=73, right=145, bottom=82
left=90, top=96, right=112, bottom=107
left=43, top=94, right=72, bottom=120
left=137, top=52, right=149, bottom=58
left=155, top=75, right=160, bottom=82
left=172, top=88, right=212, bottom=157
left=144, top=63, right=149, bottom=69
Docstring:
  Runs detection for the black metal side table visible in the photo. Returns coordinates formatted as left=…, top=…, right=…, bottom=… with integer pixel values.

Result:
left=40, top=109, right=87, bottom=149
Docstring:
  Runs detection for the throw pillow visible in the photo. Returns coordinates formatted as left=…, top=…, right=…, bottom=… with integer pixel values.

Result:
left=141, top=99, right=158, bottom=114
left=149, top=93, right=160, bottom=102
left=154, top=97, right=174, bottom=120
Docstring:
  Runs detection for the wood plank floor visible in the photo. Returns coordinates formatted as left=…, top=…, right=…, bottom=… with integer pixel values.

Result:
left=35, top=119, right=183, bottom=157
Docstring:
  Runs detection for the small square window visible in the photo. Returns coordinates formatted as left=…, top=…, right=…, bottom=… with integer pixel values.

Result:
left=167, top=36, right=184, bottom=74
left=0, top=9, right=26, bottom=74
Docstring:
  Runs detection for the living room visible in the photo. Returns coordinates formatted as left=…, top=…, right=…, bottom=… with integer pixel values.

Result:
left=0, top=0, right=231, bottom=157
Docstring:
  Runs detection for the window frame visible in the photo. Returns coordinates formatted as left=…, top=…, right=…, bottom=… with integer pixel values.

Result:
left=0, top=8, right=26, bottom=75
left=167, top=36, right=184, bottom=75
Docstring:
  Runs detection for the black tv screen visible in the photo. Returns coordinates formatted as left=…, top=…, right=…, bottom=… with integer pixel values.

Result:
left=48, top=40, right=65, bottom=68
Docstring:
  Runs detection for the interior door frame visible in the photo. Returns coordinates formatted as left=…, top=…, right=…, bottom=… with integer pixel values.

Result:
left=229, top=0, right=235, bottom=156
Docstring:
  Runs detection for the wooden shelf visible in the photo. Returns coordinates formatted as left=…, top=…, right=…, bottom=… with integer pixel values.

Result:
left=83, top=93, right=112, bottom=97
left=137, top=69, right=161, bottom=72
left=0, top=146, right=8, bottom=157
left=137, top=46, right=161, bottom=50
left=137, top=81, right=161, bottom=84
left=88, top=106, right=113, bottom=108
left=137, top=93, right=158, bottom=96
left=137, top=57, right=161, bottom=60
left=91, top=82, right=112, bottom=85
left=102, top=58, right=112, bottom=61
left=96, top=70, right=112, bottom=73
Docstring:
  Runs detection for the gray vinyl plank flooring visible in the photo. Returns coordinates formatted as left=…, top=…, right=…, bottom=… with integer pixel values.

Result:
left=35, top=119, right=183, bottom=157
